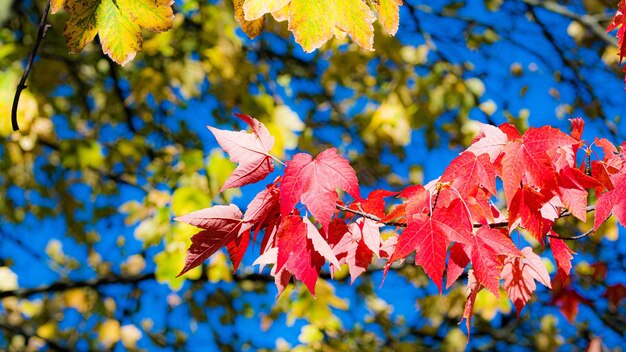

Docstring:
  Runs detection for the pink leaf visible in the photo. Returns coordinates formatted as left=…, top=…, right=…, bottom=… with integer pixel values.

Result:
left=502, top=247, right=552, bottom=315
left=208, top=114, right=275, bottom=191
left=280, top=148, right=360, bottom=232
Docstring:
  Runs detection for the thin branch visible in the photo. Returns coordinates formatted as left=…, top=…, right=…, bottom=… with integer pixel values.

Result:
left=11, top=1, right=51, bottom=131
left=337, top=202, right=596, bottom=236
left=521, top=0, right=616, bottom=46
left=335, top=203, right=406, bottom=228
left=548, top=227, right=594, bottom=240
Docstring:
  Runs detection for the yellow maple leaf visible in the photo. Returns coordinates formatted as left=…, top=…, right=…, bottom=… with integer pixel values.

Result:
left=234, top=0, right=266, bottom=39
left=376, top=0, right=403, bottom=36
left=243, top=0, right=291, bottom=21
left=288, top=0, right=336, bottom=52
left=286, top=0, right=375, bottom=52
left=335, top=0, right=376, bottom=50
left=63, top=0, right=173, bottom=65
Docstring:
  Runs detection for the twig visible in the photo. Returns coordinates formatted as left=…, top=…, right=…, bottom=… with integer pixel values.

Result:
left=521, top=0, right=616, bottom=46
left=337, top=201, right=596, bottom=237
left=548, top=227, right=594, bottom=240
left=11, top=1, right=51, bottom=131
left=335, top=203, right=406, bottom=228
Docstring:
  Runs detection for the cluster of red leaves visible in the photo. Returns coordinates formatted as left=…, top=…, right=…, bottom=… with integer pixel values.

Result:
left=176, top=114, right=626, bottom=331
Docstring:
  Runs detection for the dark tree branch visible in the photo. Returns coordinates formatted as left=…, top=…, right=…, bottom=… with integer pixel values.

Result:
left=11, top=1, right=51, bottom=131
left=0, top=273, right=156, bottom=299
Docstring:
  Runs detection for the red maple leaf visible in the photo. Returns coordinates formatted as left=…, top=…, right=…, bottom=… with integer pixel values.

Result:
left=352, top=189, right=398, bottom=218
left=380, top=185, right=430, bottom=225
left=303, top=216, right=341, bottom=267
left=275, top=216, right=325, bottom=295
left=502, top=247, right=552, bottom=315
left=227, top=228, right=250, bottom=271
left=243, top=181, right=281, bottom=238
left=508, top=185, right=553, bottom=242
left=557, top=166, right=600, bottom=221
left=274, top=215, right=340, bottom=295
left=208, top=113, right=275, bottom=191
left=569, top=117, right=585, bottom=143
left=280, top=148, right=360, bottom=232
left=387, top=213, right=448, bottom=292
left=607, top=0, right=626, bottom=63
left=461, top=270, right=483, bottom=339
left=440, top=151, right=496, bottom=198
left=447, top=242, right=469, bottom=289
left=461, top=226, right=520, bottom=296
left=500, top=127, right=577, bottom=208
left=594, top=173, right=626, bottom=230
left=432, top=198, right=473, bottom=244
left=338, top=220, right=376, bottom=283
left=549, top=234, right=574, bottom=282
left=175, top=204, right=247, bottom=276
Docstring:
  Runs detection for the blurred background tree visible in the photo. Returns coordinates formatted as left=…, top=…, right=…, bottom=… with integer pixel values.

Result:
left=0, top=0, right=625, bottom=350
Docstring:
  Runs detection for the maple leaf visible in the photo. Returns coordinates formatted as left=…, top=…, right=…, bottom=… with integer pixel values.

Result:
left=243, top=181, right=281, bottom=238
left=502, top=247, right=552, bottom=315
left=549, top=235, right=574, bottom=282
left=332, top=219, right=375, bottom=283
left=607, top=0, right=626, bottom=63
left=280, top=148, right=360, bottom=232
left=500, top=127, right=577, bottom=208
left=63, top=0, right=174, bottom=65
left=234, top=0, right=266, bottom=39
left=508, top=185, right=552, bottom=242
left=446, top=243, right=469, bottom=289
left=227, top=228, right=250, bottom=272
left=242, top=0, right=290, bottom=21
left=466, top=122, right=509, bottom=162
left=375, top=0, right=403, bottom=36
left=387, top=213, right=448, bottom=292
left=461, top=270, right=483, bottom=339
left=594, top=173, right=626, bottom=230
left=352, top=189, right=398, bottom=219
left=275, top=216, right=326, bottom=295
left=287, top=0, right=376, bottom=52
left=463, top=226, right=520, bottom=296
left=440, top=151, right=496, bottom=198
left=175, top=204, right=246, bottom=277
left=209, top=114, right=275, bottom=191
left=432, top=199, right=473, bottom=245
left=380, top=185, right=429, bottom=225
left=303, top=217, right=341, bottom=268
left=557, top=166, right=600, bottom=221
